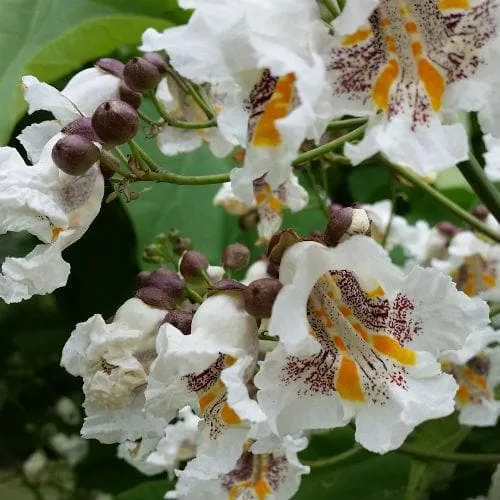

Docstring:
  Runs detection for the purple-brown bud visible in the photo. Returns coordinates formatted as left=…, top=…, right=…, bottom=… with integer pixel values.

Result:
left=136, top=286, right=176, bottom=310
left=51, top=135, right=100, bottom=176
left=142, top=52, right=168, bottom=74
left=243, top=278, right=283, bottom=319
left=180, top=250, right=209, bottom=281
left=142, top=268, right=186, bottom=298
left=92, top=100, right=139, bottom=145
left=61, top=116, right=100, bottom=142
left=119, top=82, right=143, bottom=110
left=123, top=57, right=161, bottom=93
left=163, top=310, right=194, bottom=335
left=436, top=221, right=460, bottom=239
left=324, top=206, right=354, bottom=246
left=222, top=243, right=250, bottom=271
left=96, top=58, right=124, bottom=78
left=208, top=279, right=247, bottom=296
left=472, top=205, right=489, bottom=222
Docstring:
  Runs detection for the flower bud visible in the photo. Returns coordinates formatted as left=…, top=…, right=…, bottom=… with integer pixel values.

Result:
left=95, top=58, right=124, bottom=77
left=163, top=310, right=194, bottom=335
left=51, top=135, right=100, bottom=176
left=436, top=221, right=460, bottom=238
left=208, top=279, right=247, bottom=296
left=92, top=100, right=139, bottom=145
left=123, top=57, right=161, bottom=92
left=243, top=278, right=283, bottom=319
left=267, top=229, right=301, bottom=267
left=472, top=205, right=489, bottom=221
left=222, top=243, right=250, bottom=271
left=173, top=237, right=194, bottom=256
left=324, top=206, right=354, bottom=246
left=119, top=82, right=143, bottom=110
left=142, top=52, right=168, bottom=74
left=61, top=116, right=100, bottom=142
left=137, top=271, right=152, bottom=288
left=142, top=268, right=186, bottom=297
left=136, top=286, right=176, bottom=310
left=179, top=250, right=209, bottom=281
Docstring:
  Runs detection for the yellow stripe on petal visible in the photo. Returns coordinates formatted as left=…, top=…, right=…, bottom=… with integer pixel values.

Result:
left=456, top=382, right=470, bottom=404
left=221, top=402, right=241, bottom=425
left=372, top=335, right=416, bottom=365
left=342, top=27, right=373, bottom=46
left=252, top=73, right=295, bottom=148
left=51, top=226, right=63, bottom=241
left=418, top=58, right=446, bottom=111
left=372, top=58, right=400, bottom=111
left=336, top=357, right=365, bottom=401
left=199, top=392, right=216, bottom=413
left=439, top=0, right=470, bottom=9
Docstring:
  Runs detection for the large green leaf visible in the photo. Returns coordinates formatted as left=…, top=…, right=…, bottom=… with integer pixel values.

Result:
left=0, top=0, right=174, bottom=144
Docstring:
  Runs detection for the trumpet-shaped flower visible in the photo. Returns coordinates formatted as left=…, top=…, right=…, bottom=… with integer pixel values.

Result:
left=442, top=327, right=500, bottom=426
left=214, top=174, right=308, bottom=246
left=146, top=294, right=265, bottom=473
left=326, top=0, right=499, bottom=174
left=61, top=298, right=167, bottom=444
left=141, top=0, right=335, bottom=203
left=166, top=435, right=309, bottom=500
left=255, top=236, right=489, bottom=453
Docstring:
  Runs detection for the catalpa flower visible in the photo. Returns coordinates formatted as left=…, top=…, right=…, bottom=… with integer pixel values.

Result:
left=0, top=68, right=120, bottom=303
left=327, top=0, right=499, bottom=174
left=442, top=327, right=500, bottom=426
left=153, top=76, right=234, bottom=158
left=214, top=174, right=308, bottom=245
left=255, top=236, right=489, bottom=453
left=167, top=435, right=309, bottom=500
left=141, top=0, right=335, bottom=203
left=61, top=297, right=167, bottom=444
left=432, top=231, right=500, bottom=300
left=146, top=293, right=265, bottom=474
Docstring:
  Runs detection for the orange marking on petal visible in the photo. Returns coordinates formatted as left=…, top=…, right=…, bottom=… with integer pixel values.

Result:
left=418, top=58, right=446, bottom=111
left=339, top=305, right=351, bottom=317
left=199, top=392, right=216, bottom=413
left=225, top=355, right=236, bottom=367
left=342, top=27, right=373, bottom=46
left=51, top=226, right=63, bottom=241
left=221, top=402, right=241, bottom=425
left=411, top=41, right=423, bottom=58
left=334, top=336, right=347, bottom=352
left=405, top=21, right=418, bottom=34
left=254, top=478, right=272, bottom=499
left=372, top=59, right=399, bottom=111
left=268, top=195, right=282, bottom=213
left=252, top=73, right=295, bottom=148
left=385, top=35, right=397, bottom=53
left=463, top=278, right=475, bottom=297
left=481, top=273, right=496, bottom=287
left=439, top=0, right=470, bottom=9
left=367, top=285, right=385, bottom=298
left=456, top=382, right=470, bottom=404
left=381, top=16, right=390, bottom=27
left=336, top=357, right=365, bottom=401
left=372, top=335, right=416, bottom=365
left=353, top=323, right=369, bottom=341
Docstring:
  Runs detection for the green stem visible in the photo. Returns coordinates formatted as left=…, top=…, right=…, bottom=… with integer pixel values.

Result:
left=137, top=109, right=161, bottom=126
left=398, top=445, right=500, bottom=464
left=305, top=165, right=329, bottom=218
left=128, top=139, right=159, bottom=172
left=149, top=91, right=217, bottom=129
left=185, top=287, right=204, bottom=304
left=100, top=151, right=133, bottom=178
left=458, top=151, right=500, bottom=223
left=489, top=303, right=500, bottom=318
left=143, top=170, right=230, bottom=185
left=383, top=158, right=500, bottom=244
left=381, top=178, right=396, bottom=248
left=303, top=445, right=363, bottom=469
left=327, top=117, right=367, bottom=131
left=293, top=124, right=368, bottom=166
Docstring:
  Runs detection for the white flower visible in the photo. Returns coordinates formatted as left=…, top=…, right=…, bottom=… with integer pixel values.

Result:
left=0, top=68, right=119, bottom=304
left=432, top=231, right=500, bottom=301
left=61, top=298, right=167, bottom=444
left=214, top=174, right=308, bottom=246
left=166, top=435, right=309, bottom=500
left=255, top=236, right=490, bottom=453
left=325, top=0, right=499, bottom=174
left=141, top=0, right=335, bottom=204
left=442, top=327, right=500, bottom=427
left=49, top=433, right=89, bottom=467
left=146, top=293, right=265, bottom=474
left=117, top=406, right=200, bottom=477
left=243, top=260, right=270, bottom=285
left=154, top=77, right=234, bottom=158
left=55, top=397, right=81, bottom=426
left=484, top=134, right=500, bottom=182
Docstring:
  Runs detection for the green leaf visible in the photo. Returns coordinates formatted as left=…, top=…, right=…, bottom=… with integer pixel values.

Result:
left=403, top=414, right=470, bottom=500
left=0, top=0, right=173, bottom=144
left=116, top=480, right=174, bottom=500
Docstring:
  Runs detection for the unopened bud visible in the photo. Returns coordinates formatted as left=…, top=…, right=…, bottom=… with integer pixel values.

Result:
left=92, top=100, right=139, bottom=146
left=96, top=58, right=124, bottom=77
left=267, top=229, right=301, bottom=267
left=347, top=208, right=371, bottom=236
left=324, top=206, right=353, bottom=246
left=142, top=268, right=185, bottom=297
left=180, top=250, right=209, bottom=281
left=472, top=205, right=489, bottom=221
left=209, top=279, right=247, bottom=296
left=436, top=221, right=460, bottom=238
left=61, top=116, right=100, bottom=142
left=137, top=271, right=152, bottom=288
left=243, top=278, right=283, bottom=319
left=119, top=82, right=143, bottom=110
left=136, top=286, right=176, bottom=310
left=123, top=57, right=161, bottom=92
left=51, top=135, right=100, bottom=176
left=173, top=237, right=194, bottom=256
left=163, top=310, right=194, bottom=335
left=142, top=52, right=168, bottom=74
left=222, top=243, right=250, bottom=271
